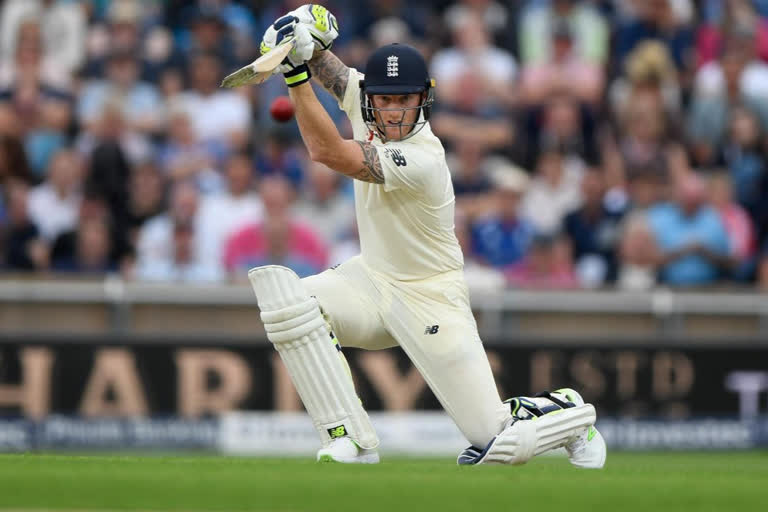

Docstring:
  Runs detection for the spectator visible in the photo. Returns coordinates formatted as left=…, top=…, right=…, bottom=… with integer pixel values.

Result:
left=609, top=40, right=682, bottom=119
left=708, top=170, right=756, bottom=280
left=52, top=216, right=116, bottom=274
left=49, top=195, right=123, bottom=274
left=126, top=160, right=166, bottom=235
left=0, top=3, right=85, bottom=86
left=181, top=9, right=238, bottom=71
left=158, top=109, right=228, bottom=194
left=564, top=166, right=627, bottom=287
left=695, top=0, right=768, bottom=68
left=688, top=30, right=768, bottom=162
left=522, top=147, right=583, bottom=234
left=1, top=181, right=48, bottom=271
left=448, top=140, right=495, bottom=219
left=429, top=68, right=514, bottom=151
left=625, top=161, right=668, bottom=212
left=470, top=164, right=534, bottom=269
left=77, top=49, right=163, bottom=136
left=758, top=241, right=768, bottom=290
left=196, top=153, right=263, bottom=274
left=614, top=87, right=675, bottom=176
left=224, top=175, right=328, bottom=279
left=518, top=94, right=599, bottom=170
left=519, top=0, right=608, bottom=66
left=752, top=160, right=768, bottom=246
left=518, top=21, right=604, bottom=106
left=347, top=0, right=430, bottom=42
left=75, top=102, right=154, bottom=166
left=82, top=141, right=134, bottom=263
left=137, top=217, right=221, bottom=283
left=177, top=52, right=250, bottom=151
left=454, top=207, right=506, bottom=296
left=294, top=161, right=355, bottom=247
left=647, top=173, right=730, bottom=286
left=0, top=23, right=73, bottom=177
left=505, top=232, right=578, bottom=289
left=80, top=0, right=146, bottom=78
left=615, top=0, right=694, bottom=71
left=444, top=0, right=511, bottom=50
left=616, top=212, right=659, bottom=291
left=0, top=133, right=32, bottom=189
left=718, top=107, right=767, bottom=218
left=135, top=180, right=202, bottom=279
left=27, top=149, right=83, bottom=242
left=431, top=12, right=517, bottom=108
left=255, top=129, right=306, bottom=189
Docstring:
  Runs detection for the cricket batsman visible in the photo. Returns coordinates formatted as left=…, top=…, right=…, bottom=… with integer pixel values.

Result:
left=247, top=4, right=606, bottom=467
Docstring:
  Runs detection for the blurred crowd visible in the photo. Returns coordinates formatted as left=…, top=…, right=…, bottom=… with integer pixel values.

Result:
left=1, top=0, right=768, bottom=292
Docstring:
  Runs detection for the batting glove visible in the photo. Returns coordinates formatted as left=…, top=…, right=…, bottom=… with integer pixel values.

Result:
left=289, top=4, right=339, bottom=51
left=261, top=15, right=315, bottom=87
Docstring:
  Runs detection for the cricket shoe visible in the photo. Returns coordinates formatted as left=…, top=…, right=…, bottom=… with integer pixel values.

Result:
left=555, top=388, right=607, bottom=469
left=316, top=437, right=380, bottom=464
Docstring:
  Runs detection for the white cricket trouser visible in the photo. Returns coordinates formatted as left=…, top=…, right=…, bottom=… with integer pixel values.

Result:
left=303, top=255, right=509, bottom=448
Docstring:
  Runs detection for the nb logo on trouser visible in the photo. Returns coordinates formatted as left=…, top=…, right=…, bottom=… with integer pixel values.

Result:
left=424, top=325, right=439, bottom=335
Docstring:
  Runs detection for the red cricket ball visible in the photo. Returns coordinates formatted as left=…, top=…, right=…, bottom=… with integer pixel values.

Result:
left=270, top=95, right=294, bottom=122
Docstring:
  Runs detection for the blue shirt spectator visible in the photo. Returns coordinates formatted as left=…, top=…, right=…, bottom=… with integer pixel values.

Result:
left=615, top=2, right=694, bottom=70
left=471, top=217, right=535, bottom=268
left=647, top=176, right=730, bottom=286
left=470, top=165, right=534, bottom=268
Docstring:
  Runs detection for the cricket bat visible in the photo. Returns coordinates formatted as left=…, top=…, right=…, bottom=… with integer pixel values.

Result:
left=220, top=40, right=295, bottom=88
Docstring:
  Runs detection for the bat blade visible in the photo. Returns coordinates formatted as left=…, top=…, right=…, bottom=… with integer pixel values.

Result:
left=220, top=41, right=295, bottom=88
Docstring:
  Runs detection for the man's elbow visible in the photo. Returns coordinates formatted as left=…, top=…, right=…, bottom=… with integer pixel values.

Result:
left=308, top=146, right=331, bottom=165
left=308, top=144, right=344, bottom=170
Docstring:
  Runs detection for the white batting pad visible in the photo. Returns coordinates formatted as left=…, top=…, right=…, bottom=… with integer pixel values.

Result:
left=248, top=265, right=379, bottom=449
left=477, top=404, right=596, bottom=465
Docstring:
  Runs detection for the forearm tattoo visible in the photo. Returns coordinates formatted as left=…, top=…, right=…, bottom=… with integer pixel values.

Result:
left=308, top=51, right=349, bottom=101
left=352, top=141, right=385, bottom=184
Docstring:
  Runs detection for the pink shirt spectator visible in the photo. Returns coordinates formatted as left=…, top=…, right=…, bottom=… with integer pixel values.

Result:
left=696, top=22, right=768, bottom=69
left=224, top=220, right=328, bottom=278
left=717, top=204, right=755, bottom=261
left=504, top=262, right=579, bottom=289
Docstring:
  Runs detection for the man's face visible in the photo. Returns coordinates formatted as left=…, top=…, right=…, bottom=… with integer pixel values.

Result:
left=108, top=57, right=139, bottom=88
left=370, top=93, right=422, bottom=141
left=192, top=56, right=221, bottom=93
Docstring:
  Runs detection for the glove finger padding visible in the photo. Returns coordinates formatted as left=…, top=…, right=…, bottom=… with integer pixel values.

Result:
left=290, top=4, right=339, bottom=51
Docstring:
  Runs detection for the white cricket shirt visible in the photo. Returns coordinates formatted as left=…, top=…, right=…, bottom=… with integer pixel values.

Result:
left=339, top=68, right=464, bottom=281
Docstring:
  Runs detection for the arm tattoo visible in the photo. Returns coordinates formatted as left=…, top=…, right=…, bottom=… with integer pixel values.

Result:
left=308, top=51, right=349, bottom=102
left=351, top=141, right=385, bottom=184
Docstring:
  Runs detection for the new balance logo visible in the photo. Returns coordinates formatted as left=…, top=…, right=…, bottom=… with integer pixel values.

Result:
left=386, top=148, right=407, bottom=166
left=387, top=55, right=399, bottom=77
left=424, top=325, right=439, bottom=335
left=327, top=425, right=348, bottom=439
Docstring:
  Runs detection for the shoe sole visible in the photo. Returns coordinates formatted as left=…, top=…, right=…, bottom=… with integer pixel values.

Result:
left=317, top=453, right=380, bottom=464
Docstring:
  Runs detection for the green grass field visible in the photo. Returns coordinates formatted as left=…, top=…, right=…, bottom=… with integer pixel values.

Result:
left=0, top=452, right=765, bottom=512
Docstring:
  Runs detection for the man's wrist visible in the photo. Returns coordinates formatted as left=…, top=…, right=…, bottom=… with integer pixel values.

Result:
left=285, top=64, right=312, bottom=87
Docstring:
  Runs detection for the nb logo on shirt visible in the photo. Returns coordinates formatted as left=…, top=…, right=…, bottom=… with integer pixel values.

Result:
left=386, top=148, right=407, bottom=167
left=424, top=325, right=440, bottom=335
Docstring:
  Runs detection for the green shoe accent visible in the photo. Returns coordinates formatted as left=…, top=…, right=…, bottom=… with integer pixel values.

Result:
left=587, top=426, right=597, bottom=441
left=318, top=454, right=336, bottom=463
left=555, top=388, right=578, bottom=403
